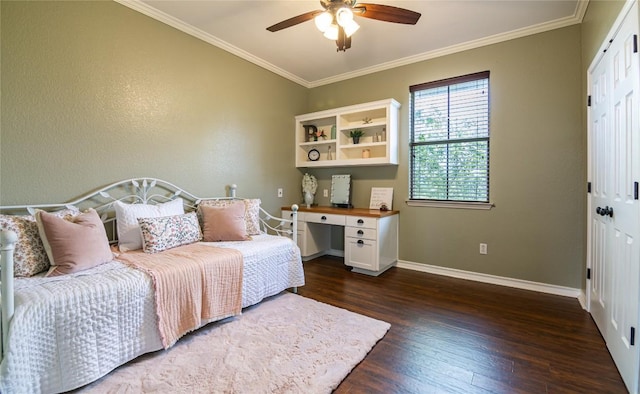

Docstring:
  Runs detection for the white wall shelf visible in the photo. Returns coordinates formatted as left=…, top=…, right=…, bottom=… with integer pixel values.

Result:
left=295, top=98, right=400, bottom=168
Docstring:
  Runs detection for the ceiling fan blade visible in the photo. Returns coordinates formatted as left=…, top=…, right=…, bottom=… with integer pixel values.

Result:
left=266, top=10, right=323, bottom=32
left=353, top=3, right=421, bottom=25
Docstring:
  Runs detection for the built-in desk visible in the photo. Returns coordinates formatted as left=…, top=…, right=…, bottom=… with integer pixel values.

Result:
left=282, top=206, right=399, bottom=276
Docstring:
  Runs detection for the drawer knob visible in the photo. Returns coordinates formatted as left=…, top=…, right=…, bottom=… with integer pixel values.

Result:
left=357, top=219, right=364, bottom=224
left=357, top=240, right=364, bottom=245
left=357, top=230, right=364, bottom=235
left=321, top=215, right=327, bottom=220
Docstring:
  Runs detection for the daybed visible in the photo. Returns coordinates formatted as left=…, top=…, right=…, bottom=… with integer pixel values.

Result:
left=0, top=178, right=304, bottom=393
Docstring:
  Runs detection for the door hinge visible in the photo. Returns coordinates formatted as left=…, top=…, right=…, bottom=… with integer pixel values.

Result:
left=588, top=182, right=592, bottom=193
left=634, top=35, right=638, bottom=53
left=587, top=95, right=592, bottom=107
left=635, top=182, right=639, bottom=200
left=604, top=38, right=613, bottom=54
left=587, top=268, right=591, bottom=280
left=631, top=326, right=636, bottom=346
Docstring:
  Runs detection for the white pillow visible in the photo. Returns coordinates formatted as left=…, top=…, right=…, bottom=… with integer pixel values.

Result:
left=114, top=198, right=184, bottom=252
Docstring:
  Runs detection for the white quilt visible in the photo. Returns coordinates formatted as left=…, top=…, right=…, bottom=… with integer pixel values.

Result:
left=0, top=234, right=304, bottom=394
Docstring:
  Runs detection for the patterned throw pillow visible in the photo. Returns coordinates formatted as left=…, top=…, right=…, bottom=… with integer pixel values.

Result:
left=137, top=212, right=202, bottom=254
left=198, top=199, right=262, bottom=235
left=244, top=199, right=262, bottom=235
left=114, top=198, right=185, bottom=252
left=0, top=207, right=80, bottom=277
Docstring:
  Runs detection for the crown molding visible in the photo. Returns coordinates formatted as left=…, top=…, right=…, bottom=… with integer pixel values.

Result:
left=309, top=0, right=589, bottom=87
left=115, top=0, right=589, bottom=89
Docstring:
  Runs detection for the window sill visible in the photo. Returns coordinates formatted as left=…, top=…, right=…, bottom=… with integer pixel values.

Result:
left=405, top=200, right=494, bottom=210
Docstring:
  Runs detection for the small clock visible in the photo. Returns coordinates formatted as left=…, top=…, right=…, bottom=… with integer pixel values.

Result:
left=308, top=148, right=320, bottom=161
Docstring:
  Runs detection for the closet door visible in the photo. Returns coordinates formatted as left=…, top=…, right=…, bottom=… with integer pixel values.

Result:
left=589, top=51, right=611, bottom=342
left=588, top=3, right=640, bottom=392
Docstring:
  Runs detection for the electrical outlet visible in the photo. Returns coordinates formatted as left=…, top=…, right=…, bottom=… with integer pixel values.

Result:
left=323, top=189, right=328, bottom=197
left=277, top=188, right=283, bottom=198
left=479, top=243, right=488, bottom=255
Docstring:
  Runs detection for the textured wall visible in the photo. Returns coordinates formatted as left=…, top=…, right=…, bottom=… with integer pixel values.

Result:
left=581, top=0, right=626, bottom=68
left=0, top=0, right=626, bottom=289
left=308, top=26, right=585, bottom=288
left=0, top=1, right=307, bottom=214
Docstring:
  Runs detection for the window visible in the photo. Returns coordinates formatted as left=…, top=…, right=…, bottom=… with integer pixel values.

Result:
left=409, top=71, right=490, bottom=205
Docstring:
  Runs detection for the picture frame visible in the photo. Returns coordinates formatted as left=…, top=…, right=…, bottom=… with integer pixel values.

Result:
left=369, top=187, right=393, bottom=210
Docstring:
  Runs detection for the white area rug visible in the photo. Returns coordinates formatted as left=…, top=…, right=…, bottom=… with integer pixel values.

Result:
left=78, top=292, right=390, bottom=393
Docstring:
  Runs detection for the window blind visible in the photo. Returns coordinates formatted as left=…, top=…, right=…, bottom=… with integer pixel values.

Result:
left=409, top=71, right=490, bottom=202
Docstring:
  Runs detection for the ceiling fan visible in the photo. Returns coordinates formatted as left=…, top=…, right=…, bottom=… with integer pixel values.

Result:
left=266, top=0, right=421, bottom=52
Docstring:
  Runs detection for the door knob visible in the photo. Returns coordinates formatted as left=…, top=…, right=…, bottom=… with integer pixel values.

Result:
left=596, top=206, right=613, bottom=217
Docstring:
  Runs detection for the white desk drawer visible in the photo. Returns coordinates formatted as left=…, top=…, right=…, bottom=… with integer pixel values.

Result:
left=281, top=210, right=298, bottom=229
left=345, top=237, right=377, bottom=271
left=345, top=226, right=377, bottom=240
left=346, top=216, right=377, bottom=229
left=304, top=212, right=345, bottom=226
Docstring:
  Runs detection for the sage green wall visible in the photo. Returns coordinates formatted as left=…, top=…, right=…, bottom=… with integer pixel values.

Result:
left=582, top=0, right=626, bottom=67
left=307, top=26, right=584, bottom=288
left=0, top=1, right=307, bottom=214
left=0, top=0, right=628, bottom=290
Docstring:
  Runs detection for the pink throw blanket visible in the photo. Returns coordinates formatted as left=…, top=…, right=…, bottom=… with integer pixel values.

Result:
left=116, top=243, right=243, bottom=348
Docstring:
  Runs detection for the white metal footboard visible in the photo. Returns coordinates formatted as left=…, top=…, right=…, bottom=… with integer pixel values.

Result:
left=227, top=184, right=299, bottom=245
left=258, top=205, right=298, bottom=245
left=0, top=230, right=18, bottom=360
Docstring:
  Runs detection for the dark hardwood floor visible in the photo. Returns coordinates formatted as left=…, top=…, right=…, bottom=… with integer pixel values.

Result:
left=296, top=256, right=627, bottom=394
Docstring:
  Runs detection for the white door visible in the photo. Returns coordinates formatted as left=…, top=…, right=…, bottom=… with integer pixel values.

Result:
left=589, top=51, right=611, bottom=339
left=588, top=3, right=640, bottom=392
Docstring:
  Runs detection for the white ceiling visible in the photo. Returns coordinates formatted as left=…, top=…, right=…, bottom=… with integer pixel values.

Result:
left=117, top=0, right=587, bottom=88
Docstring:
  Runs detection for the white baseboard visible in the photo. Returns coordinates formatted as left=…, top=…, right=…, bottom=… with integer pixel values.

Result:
left=396, top=260, right=581, bottom=299
left=577, top=291, right=588, bottom=310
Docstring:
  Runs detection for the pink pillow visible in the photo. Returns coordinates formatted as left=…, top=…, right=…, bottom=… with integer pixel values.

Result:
left=200, top=202, right=250, bottom=242
left=35, top=208, right=114, bottom=276
left=198, top=199, right=262, bottom=235
left=0, top=207, right=79, bottom=277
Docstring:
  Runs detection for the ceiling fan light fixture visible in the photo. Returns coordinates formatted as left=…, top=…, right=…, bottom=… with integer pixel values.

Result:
left=342, top=19, right=359, bottom=37
left=336, top=7, right=354, bottom=26
left=314, top=11, right=333, bottom=32
left=323, top=23, right=339, bottom=40
left=266, top=1, right=420, bottom=52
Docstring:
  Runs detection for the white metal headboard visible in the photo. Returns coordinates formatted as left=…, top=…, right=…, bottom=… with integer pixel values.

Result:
left=0, top=177, right=298, bottom=244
